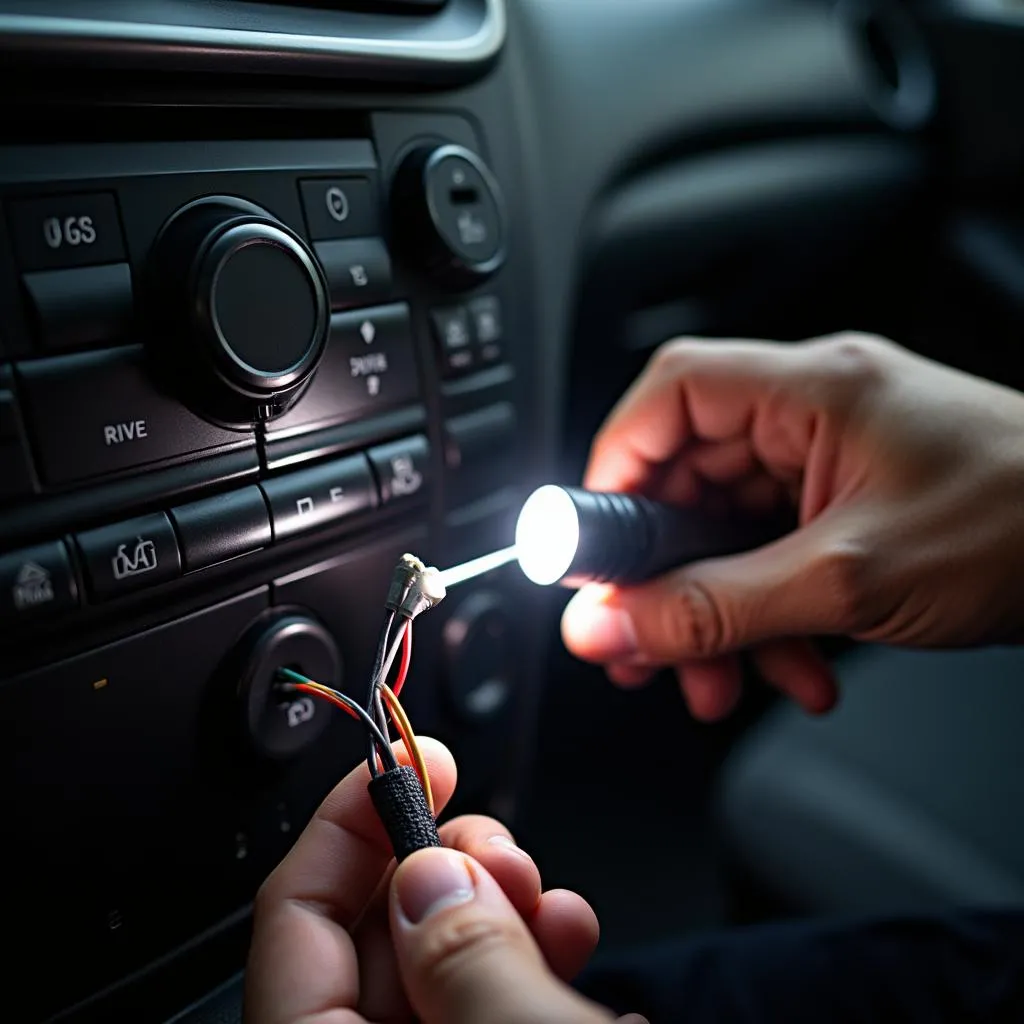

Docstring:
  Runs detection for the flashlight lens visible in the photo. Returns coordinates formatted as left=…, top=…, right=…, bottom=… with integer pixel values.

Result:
left=515, top=485, right=580, bottom=585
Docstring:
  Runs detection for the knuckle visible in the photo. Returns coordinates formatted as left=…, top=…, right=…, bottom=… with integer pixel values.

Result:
left=658, top=579, right=725, bottom=658
left=817, top=332, right=891, bottom=396
left=651, top=337, right=699, bottom=375
left=813, top=537, right=878, bottom=633
left=414, top=914, right=532, bottom=987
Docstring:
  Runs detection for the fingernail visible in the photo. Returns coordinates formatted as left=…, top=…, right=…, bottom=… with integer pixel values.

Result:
left=563, top=594, right=638, bottom=659
left=487, top=834, right=533, bottom=861
left=395, top=848, right=475, bottom=924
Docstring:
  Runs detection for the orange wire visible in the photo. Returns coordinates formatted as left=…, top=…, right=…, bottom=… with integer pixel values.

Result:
left=386, top=701, right=415, bottom=766
left=294, top=682, right=359, bottom=721
left=393, top=623, right=413, bottom=696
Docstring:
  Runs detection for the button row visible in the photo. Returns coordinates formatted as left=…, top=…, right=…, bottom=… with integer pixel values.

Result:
left=5, top=180, right=389, bottom=357
left=0, top=435, right=431, bottom=627
left=431, top=295, right=504, bottom=376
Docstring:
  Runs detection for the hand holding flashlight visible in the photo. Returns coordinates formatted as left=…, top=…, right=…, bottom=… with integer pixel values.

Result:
left=559, top=332, right=1024, bottom=720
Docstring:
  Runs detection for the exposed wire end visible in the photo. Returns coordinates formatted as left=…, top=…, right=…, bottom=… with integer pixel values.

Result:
left=385, top=553, right=426, bottom=612
left=398, top=565, right=447, bottom=620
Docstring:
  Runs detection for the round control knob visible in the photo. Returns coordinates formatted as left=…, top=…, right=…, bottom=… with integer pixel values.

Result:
left=392, top=144, right=507, bottom=289
left=236, top=612, right=341, bottom=761
left=146, top=196, right=330, bottom=427
left=442, top=591, right=516, bottom=723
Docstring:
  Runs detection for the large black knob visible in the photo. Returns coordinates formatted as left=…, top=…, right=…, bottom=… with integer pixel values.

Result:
left=392, top=144, right=506, bottom=289
left=147, top=196, right=330, bottom=427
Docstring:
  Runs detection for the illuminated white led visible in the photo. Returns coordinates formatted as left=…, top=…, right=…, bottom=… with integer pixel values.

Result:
left=514, top=485, right=580, bottom=586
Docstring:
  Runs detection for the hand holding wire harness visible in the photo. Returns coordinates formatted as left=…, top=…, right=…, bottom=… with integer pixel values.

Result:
left=244, top=738, right=619, bottom=1024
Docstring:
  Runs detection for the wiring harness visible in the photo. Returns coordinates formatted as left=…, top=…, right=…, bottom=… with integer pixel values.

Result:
left=276, top=554, right=447, bottom=861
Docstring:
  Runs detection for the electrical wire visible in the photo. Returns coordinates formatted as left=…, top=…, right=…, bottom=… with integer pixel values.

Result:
left=394, top=623, right=413, bottom=697
left=381, top=682, right=433, bottom=813
left=366, top=615, right=411, bottom=768
left=379, top=618, right=410, bottom=691
left=365, top=612, right=397, bottom=775
left=277, top=668, right=398, bottom=773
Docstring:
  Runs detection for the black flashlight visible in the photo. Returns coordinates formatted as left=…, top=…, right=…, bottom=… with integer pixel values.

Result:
left=514, top=485, right=789, bottom=587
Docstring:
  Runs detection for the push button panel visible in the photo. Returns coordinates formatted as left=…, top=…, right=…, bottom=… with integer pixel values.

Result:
left=22, top=262, right=134, bottom=353
left=262, top=454, right=377, bottom=542
left=75, top=512, right=182, bottom=601
left=368, top=434, right=430, bottom=506
left=0, top=540, right=78, bottom=627
left=0, top=366, right=35, bottom=503
left=7, top=192, right=126, bottom=272
left=431, top=294, right=505, bottom=377
left=16, top=345, right=249, bottom=485
left=269, top=304, right=420, bottom=436
left=299, top=177, right=380, bottom=242
left=314, top=237, right=393, bottom=310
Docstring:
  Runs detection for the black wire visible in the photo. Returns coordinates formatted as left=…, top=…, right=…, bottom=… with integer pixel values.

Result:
left=365, top=611, right=397, bottom=776
left=372, top=616, right=411, bottom=734
left=276, top=669, right=398, bottom=771
left=381, top=619, right=409, bottom=688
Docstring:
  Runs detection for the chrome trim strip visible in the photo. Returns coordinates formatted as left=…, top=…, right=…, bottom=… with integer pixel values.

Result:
left=0, top=0, right=505, bottom=71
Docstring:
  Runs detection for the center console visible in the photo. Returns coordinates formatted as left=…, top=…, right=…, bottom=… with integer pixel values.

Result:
left=0, top=77, right=545, bottom=1018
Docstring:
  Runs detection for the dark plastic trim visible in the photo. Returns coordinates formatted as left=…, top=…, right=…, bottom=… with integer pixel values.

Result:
left=0, top=0, right=506, bottom=82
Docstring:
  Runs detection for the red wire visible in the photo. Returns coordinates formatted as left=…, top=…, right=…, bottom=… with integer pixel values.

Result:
left=393, top=623, right=413, bottom=696
left=294, top=682, right=360, bottom=721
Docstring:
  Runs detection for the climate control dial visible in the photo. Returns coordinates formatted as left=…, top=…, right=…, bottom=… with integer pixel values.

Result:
left=146, top=197, right=330, bottom=427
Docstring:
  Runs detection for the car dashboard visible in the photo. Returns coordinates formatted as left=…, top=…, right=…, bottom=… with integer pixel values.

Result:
left=1, top=1, right=1023, bottom=1021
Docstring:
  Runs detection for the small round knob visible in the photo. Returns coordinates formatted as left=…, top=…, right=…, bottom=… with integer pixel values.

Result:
left=146, top=197, right=330, bottom=427
left=392, top=144, right=506, bottom=289
left=236, top=613, right=341, bottom=761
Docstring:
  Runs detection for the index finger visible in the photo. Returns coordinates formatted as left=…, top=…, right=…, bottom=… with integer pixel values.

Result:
left=584, top=338, right=808, bottom=494
left=245, top=739, right=457, bottom=1024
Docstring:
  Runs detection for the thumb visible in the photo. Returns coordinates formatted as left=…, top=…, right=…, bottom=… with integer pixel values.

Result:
left=562, top=521, right=866, bottom=662
left=390, top=848, right=613, bottom=1024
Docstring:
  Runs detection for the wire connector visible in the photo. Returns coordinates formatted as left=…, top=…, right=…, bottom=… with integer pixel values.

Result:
left=399, top=566, right=447, bottom=620
left=385, top=553, right=426, bottom=612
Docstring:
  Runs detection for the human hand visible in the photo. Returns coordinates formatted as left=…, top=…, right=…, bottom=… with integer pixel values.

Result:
left=245, top=738, right=631, bottom=1024
left=562, top=333, right=1024, bottom=720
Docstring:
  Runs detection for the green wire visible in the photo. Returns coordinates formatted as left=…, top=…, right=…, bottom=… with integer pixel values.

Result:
left=276, top=667, right=397, bottom=770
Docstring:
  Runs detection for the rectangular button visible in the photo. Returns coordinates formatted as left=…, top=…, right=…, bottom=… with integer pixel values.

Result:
left=22, top=262, right=134, bottom=352
left=300, top=178, right=379, bottom=241
left=431, top=306, right=475, bottom=375
left=314, top=238, right=392, bottom=309
left=0, top=370, right=35, bottom=503
left=0, top=442, right=34, bottom=503
left=468, top=295, right=504, bottom=364
left=447, top=402, right=517, bottom=468
left=262, top=455, right=377, bottom=542
left=76, top=513, right=181, bottom=601
left=0, top=541, right=78, bottom=626
left=7, top=192, right=126, bottom=272
left=368, top=435, right=430, bottom=505
left=270, top=304, right=420, bottom=434
left=16, top=345, right=246, bottom=485
left=170, top=486, right=271, bottom=573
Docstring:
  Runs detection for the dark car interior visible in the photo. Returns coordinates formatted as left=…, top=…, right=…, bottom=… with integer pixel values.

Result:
left=2, top=1, right=1024, bottom=1020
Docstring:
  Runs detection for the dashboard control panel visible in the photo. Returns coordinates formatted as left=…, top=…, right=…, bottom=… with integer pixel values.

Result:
left=0, top=122, right=530, bottom=1022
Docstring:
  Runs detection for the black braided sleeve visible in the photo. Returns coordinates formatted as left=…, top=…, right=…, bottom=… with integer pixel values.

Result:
left=368, top=765, right=442, bottom=862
